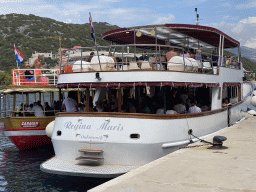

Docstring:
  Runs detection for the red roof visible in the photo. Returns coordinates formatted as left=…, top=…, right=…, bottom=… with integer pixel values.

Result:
left=102, top=24, right=239, bottom=49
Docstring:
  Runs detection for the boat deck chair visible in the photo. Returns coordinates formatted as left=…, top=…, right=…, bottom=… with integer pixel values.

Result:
left=129, top=62, right=140, bottom=70
left=184, top=58, right=193, bottom=72
left=141, top=61, right=152, bottom=70
left=196, top=60, right=203, bottom=72
left=186, top=58, right=198, bottom=72
left=202, top=61, right=212, bottom=73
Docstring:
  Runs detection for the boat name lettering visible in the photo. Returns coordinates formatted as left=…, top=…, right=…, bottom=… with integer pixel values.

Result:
left=20, top=121, right=40, bottom=128
left=79, top=134, right=103, bottom=140
left=64, top=121, right=91, bottom=130
left=98, top=122, right=124, bottom=131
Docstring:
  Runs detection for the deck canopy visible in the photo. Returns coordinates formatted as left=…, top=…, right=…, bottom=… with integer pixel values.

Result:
left=102, top=24, right=240, bottom=49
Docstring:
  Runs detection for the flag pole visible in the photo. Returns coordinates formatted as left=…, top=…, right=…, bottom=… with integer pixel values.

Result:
left=14, top=44, right=20, bottom=85
left=89, top=12, right=97, bottom=46
left=89, top=12, right=101, bottom=70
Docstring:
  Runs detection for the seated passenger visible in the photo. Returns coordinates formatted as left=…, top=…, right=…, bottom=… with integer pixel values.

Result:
left=44, top=102, right=54, bottom=116
left=87, top=52, right=95, bottom=62
left=188, top=99, right=202, bottom=113
left=24, top=65, right=35, bottom=81
left=173, top=99, right=186, bottom=114
left=32, top=102, right=45, bottom=117
left=95, top=101, right=103, bottom=112
left=156, top=107, right=164, bottom=114
left=139, top=52, right=149, bottom=61
left=17, top=103, right=24, bottom=116
left=109, top=53, right=117, bottom=63
left=180, top=52, right=190, bottom=58
left=166, top=103, right=177, bottom=114
left=109, top=93, right=118, bottom=112
left=25, top=103, right=34, bottom=116
left=149, top=54, right=157, bottom=64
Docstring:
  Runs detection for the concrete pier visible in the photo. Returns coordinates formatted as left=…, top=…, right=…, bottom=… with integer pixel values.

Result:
left=89, top=115, right=256, bottom=192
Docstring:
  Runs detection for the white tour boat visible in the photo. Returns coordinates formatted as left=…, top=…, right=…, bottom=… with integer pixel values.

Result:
left=40, top=24, right=254, bottom=178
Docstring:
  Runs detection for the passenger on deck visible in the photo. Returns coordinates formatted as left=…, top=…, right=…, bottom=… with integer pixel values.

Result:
left=44, top=102, right=53, bottom=116
left=173, top=98, right=186, bottom=114
left=180, top=52, right=190, bottom=58
left=17, top=103, right=24, bottom=116
left=185, top=98, right=192, bottom=112
left=87, top=52, right=95, bottom=62
left=62, top=92, right=78, bottom=112
left=95, top=101, right=103, bottom=112
left=149, top=54, right=157, bottom=64
left=32, top=102, right=45, bottom=117
left=24, top=65, right=35, bottom=81
left=188, top=99, right=202, bottom=113
left=226, top=56, right=231, bottom=68
left=139, top=52, right=149, bottom=61
left=194, top=49, right=204, bottom=61
left=109, top=93, right=118, bottom=112
left=170, top=89, right=179, bottom=104
left=156, top=107, right=164, bottom=114
left=166, top=103, right=177, bottom=114
left=166, top=48, right=178, bottom=62
left=211, top=51, right=218, bottom=66
left=108, top=53, right=117, bottom=63
left=33, top=55, right=44, bottom=83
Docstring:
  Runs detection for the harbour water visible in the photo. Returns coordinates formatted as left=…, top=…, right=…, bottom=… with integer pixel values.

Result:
left=0, top=127, right=110, bottom=192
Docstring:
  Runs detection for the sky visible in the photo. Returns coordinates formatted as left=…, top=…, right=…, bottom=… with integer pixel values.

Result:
left=1, top=0, right=256, bottom=48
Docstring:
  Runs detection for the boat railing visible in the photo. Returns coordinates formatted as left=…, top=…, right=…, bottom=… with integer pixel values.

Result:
left=201, top=52, right=241, bottom=71
left=12, top=68, right=59, bottom=86
left=0, top=108, right=60, bottom=118
left=60, top=44, right=241, bottom=75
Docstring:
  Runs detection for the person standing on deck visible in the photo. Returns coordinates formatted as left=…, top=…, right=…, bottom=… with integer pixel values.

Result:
left=166, top=48, right=178, bottom=62
left=33, top=55, right=45, bottom=83
left=62, top=92, right=78, bottom=112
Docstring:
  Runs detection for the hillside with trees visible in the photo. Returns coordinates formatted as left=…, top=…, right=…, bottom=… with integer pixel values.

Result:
left=0, top=13, right=119, bottom=73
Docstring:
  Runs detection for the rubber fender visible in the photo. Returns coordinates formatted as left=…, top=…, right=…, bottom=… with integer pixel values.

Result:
left=46, top=120, right=55, bottom=138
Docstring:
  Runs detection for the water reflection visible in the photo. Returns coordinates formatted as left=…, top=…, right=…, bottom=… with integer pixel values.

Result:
left=0, top=131, right=110, bottom=191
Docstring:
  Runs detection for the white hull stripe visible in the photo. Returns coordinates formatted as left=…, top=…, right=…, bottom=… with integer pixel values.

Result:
left=3, top=130, right=46, bottom=137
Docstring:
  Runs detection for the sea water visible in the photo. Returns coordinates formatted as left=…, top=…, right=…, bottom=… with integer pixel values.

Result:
left=0, top=129, right=110, bottom=191
left=0, top=93, right=110, bottom=191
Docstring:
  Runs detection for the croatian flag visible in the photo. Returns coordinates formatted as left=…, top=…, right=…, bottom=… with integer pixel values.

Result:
left=14, top=46, right=24, bottom=64
left=89, top=13, right=95, bottom=41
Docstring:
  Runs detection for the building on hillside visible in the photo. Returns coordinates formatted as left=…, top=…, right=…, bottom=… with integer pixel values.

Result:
left=29, top=51, right=57, bottom=66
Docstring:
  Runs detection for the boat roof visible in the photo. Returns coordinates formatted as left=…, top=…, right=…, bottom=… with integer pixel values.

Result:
left=0, top=86, right=87, bottom=94
left=102, top=24, right=239, bottom=49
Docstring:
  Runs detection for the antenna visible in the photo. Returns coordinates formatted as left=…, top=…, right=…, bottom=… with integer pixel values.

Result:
left=194, top=8, right=202, bottom=25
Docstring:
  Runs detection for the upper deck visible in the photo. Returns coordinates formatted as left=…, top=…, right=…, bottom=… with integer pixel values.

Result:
left=11, top=68, right=59, bottom=86
left=57, top=24, right=242, bottom=88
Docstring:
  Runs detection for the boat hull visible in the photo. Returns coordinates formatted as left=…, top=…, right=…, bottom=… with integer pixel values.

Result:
left=1, top=117, right=54, bottom=150
left=41, top=89, right=252, bottom=177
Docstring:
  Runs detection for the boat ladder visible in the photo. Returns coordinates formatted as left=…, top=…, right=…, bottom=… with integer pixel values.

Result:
left=76, top=149, right=104, bottom=163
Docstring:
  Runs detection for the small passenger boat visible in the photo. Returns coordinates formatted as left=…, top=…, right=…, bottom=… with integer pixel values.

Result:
left=0, top=68, right=60, bottom=150
left=41, top=24, right=254, bottom=178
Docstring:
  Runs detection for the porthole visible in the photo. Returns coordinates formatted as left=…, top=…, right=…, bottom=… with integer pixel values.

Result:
left=57, top=130, right=62, bottom=136
left=130, top=133, right=140, bottom=139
